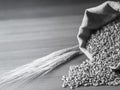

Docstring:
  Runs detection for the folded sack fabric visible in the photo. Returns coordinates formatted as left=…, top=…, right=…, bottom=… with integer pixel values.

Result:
left=77, top=1, right=120, bottom=60
left=62, top=1, right=120, bottom=89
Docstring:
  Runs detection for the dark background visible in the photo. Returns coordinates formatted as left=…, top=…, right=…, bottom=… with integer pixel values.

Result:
left=0, top=0, right=114, bottom=20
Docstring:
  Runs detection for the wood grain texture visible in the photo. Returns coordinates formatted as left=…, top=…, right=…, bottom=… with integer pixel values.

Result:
left=0, top=15, right=81, bottom=73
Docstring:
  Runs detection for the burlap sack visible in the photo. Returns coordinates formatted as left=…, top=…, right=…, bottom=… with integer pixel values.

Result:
left=77, top=1, right=120, bottom=60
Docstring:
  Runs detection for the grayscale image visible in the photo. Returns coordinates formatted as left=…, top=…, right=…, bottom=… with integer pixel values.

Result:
left=0, top=0, right=120, bottom=90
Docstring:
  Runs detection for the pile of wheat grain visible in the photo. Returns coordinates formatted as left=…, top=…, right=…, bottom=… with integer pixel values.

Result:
left=62, top=17, right=120, bottom=89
